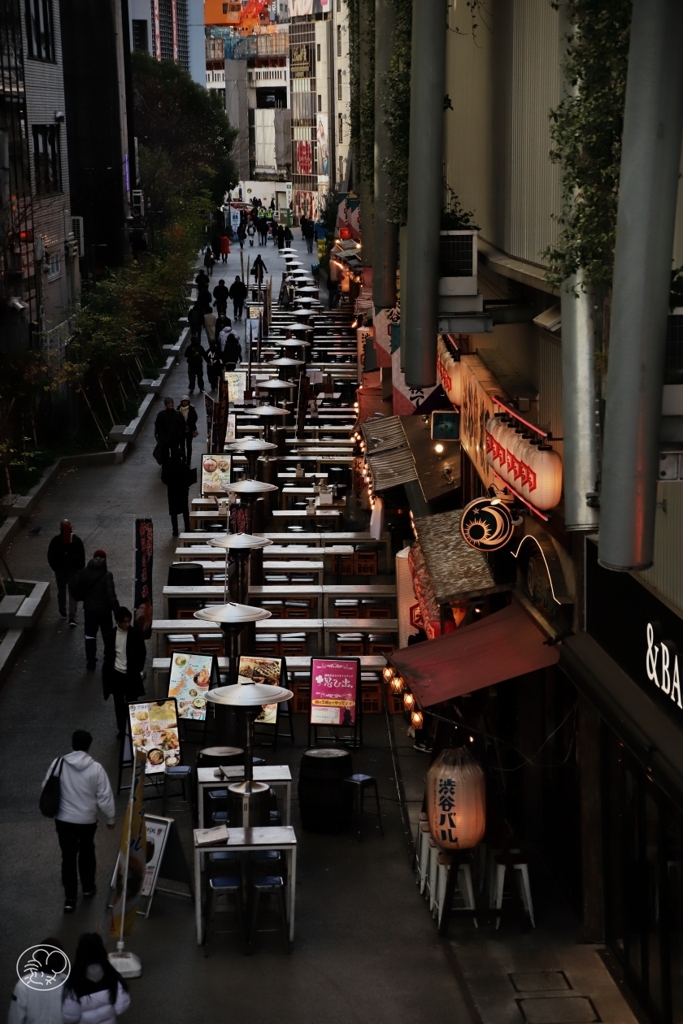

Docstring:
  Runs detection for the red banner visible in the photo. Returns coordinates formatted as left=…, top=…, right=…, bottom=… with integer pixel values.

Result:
left=133, top=518, right=153, bottom=639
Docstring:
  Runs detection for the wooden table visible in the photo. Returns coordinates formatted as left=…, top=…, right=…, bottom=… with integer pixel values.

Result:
left=278, top=472, right=328, bottom=480
left=197, top=765, right=292, bottom=828
left=193, top=825, right=297, bottom=944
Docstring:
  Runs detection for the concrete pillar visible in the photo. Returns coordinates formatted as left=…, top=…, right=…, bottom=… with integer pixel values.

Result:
left=372, top=0, right=397, bottom=310
left=599, top=0, right=683, bottom=570
left=358, top=0, right=374, bottom=268
left=561, top=271, right=600, bottom=531
left=403, top=0, right=448, bottom=388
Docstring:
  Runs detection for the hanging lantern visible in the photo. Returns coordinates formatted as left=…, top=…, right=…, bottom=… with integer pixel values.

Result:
left=425, top=746, right=486, bottom=851
left=403, top=691, right=415, bottom=712
left=411, top=710, right=424, bottom=730
left=383, top=666, right=395, bottom=682
left=390, top=675, right=404, bottom=695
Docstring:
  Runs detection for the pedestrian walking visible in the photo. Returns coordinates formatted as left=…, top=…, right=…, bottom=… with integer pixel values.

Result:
left=187, top=303, right=204, bottom=344
left=47, top=519, right=85, bottom=625
left=42, top=730, right=116, bottom=912
left=9, top=939, right=69, bottom=1024
left=251, top=254, right=267, bottom=288
left=277, top=223, right=285, bottom=249
left=203, top=307, right=217, bottom=344
left=203, top=247, right=215, bottom=277
left=185, top=337, right=207, bottom=394
left=69, top=551, right=118, bottom=671
left=206, top=338, right=224, bottom=392
left=213, top=278, right=229, bottom=317
left=219, top=233, right=230, bottom=263
left=300, top=215, right=308, bottom=240
left=222, top=331, right=242, bottom=371
left=246, top=221, right=255, bottom=247
left=154, top=397, right=185, bottom=465
left=102, top=607, right=146, bottom=737
left=303, top=217, right=314, bottom=254
left=195, top=269, right=210, bottom=296
left=178, top=394, right=198, bottom=463
left=237, top=221, right=246, bottom=249
left=62, top=933, right=130, bottom=1023
left=284, top=225, right=293, bottom=246
left=229, top=275, right=247, bottom=319
left=162, top=453, right=192, bottom=536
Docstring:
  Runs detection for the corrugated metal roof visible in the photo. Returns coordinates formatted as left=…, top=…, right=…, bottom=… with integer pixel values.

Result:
left=361, top=416, right=419, bottom=491
left=413, top=509, right=510, bottom=605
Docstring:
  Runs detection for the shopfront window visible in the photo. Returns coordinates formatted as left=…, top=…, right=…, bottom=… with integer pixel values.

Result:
left=604, top=731, right=683, bottom=1022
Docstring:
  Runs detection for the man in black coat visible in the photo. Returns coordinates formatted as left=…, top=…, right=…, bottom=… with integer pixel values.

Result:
left=69, top=550, right=119, bottom=670
left=213, top=279, right=229, bottom=318
left=228, top=276, right=247, bottom=320
left=222, top=332, right=242, bottom=371
left=188, top=303, right=204, bottom=343
left=102, top=606, right=146, bottom=736
left=178, top=395, right=199, bottom=464
left=154, top=397, right=185, bottom=465
left=162, top=453, right=192, bottom=536
left=185, top=337, right=207, bottom=394
left=47, top=519, right=85, bottom=624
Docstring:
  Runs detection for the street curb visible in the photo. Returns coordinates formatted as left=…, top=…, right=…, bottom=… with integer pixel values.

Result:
left=0, top=629, right=25, bottom=690
left=0, top=580, right=50, bottom=690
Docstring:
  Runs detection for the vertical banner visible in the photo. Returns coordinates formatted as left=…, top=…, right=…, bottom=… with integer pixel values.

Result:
left=110, top=751, right=147, bottom=938
left=204, top=393, right=216, bottom=453
left=215, top=377, right=230, bottom=455
left=152, top=0, right=161, bottom=59
left=373, top=308, right=396, bottom=369
left=391, top=322, right=440, bottom=415
left=133, top=518, right=153, bottom=639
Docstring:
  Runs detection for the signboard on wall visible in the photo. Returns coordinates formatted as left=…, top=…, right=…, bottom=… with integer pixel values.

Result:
left=459, top=354, right=507, bottom=490
left=316, top=115, right=329, bottom=176
left=296, top=140, right=313, bottom=175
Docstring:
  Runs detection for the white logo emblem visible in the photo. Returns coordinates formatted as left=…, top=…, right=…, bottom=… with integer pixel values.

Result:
left=16, top=945, right=70, bottom=990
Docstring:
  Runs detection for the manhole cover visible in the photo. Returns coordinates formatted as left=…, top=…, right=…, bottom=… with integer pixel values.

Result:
left=517, top=996, right=599, bottom=1023
left=510, top=973, right=571, bottom=993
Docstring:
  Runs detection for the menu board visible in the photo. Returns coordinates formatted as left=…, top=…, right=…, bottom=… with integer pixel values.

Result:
left=309, top=659, right=359, bottom=726
left=128, top=699, right=181, bottom=774
left=201, top=453, right=232, bottom=494
left=238, top=656, right=283, bottom=726
left=225, top=372, right=247, bottom=404
left=168, top=652, right=216, bottom=720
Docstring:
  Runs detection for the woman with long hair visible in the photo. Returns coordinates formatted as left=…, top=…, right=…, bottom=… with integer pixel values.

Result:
left=62, top=933, right=130, bottom=1024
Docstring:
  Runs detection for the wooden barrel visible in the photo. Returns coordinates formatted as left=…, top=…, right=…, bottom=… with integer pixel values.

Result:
left=298, top=748, right=353, bottom=833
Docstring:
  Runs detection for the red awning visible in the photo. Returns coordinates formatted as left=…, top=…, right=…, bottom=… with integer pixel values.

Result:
left=389, top=602, right=559, bottom=707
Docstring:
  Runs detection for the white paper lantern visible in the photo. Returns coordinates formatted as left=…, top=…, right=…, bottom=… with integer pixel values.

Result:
left=426, top=747, right=486, bottom=851
left=528, top=444, right=563, bottom=510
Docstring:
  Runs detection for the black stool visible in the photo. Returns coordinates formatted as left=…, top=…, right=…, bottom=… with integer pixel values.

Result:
left=204, top=876, right=246, bottom=956
left=162, top=765, right=192, bottom=815
left=247, top=875, right=291, bottom=954
left=343, top=774, right=383, bottom=842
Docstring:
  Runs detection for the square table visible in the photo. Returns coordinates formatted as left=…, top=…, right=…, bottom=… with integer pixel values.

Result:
left=197, top=765, right=292, bottom=828
left=193, top=825, right=297, bottom=944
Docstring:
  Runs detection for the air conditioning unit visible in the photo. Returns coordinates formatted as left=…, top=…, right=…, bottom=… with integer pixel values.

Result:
left=71, top=216, right=84, bottom=257
left=439, top=229, right=477, bottom=297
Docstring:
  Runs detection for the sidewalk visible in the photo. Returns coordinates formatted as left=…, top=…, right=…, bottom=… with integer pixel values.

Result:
left=0, top=250, right=474, bottom=1024
left=393, top=717, right=640, bottom=1024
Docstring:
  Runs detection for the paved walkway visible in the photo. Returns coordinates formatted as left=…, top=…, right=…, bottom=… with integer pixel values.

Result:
left=0, top=238, right=472, bottom=1023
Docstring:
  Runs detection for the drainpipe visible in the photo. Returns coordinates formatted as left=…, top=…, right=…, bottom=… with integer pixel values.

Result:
left=599, top=0, right=683, bottom=571
left=403, top=0, right=448, bottom=388
left=372, top=0, right=397, bottom=310
left=561, top=272, right=600, bottom=530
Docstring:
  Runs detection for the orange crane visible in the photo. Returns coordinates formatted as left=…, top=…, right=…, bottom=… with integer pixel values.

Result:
left=205, top=0, right=270, bottom=32
left=238, top=0, right=271, bottom=33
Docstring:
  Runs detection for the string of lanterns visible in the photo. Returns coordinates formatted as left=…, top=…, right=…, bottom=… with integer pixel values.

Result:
left=383, top=666, right=423, bottom=729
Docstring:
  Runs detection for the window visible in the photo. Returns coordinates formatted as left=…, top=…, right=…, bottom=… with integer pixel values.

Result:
left=316, top=43, right=321, bottom=62
left=132, top=19, right=148, bottom=52
left=337, top=25, right=342, bottom=57
left=336, top=0, right=341, bottom=10
left=222, top=2, right=228, bottom=11
left=337, top=69, right=342, bottom=101
left=338, top=113, right=343, bottom=144
left=32, top=125, right=61, bottom=194
left=318, top=94, right=322, bottom=112
left=46, top=252, right=61, bottom=280
left=25, top=0, right=54, bottom=61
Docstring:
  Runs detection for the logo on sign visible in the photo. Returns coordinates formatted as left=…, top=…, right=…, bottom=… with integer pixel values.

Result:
left=460, top=497, right=514, bottom=552
left=646, top=622, right=683, bottom=708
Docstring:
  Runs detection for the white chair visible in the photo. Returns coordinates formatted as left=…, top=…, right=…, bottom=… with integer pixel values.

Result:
left=415, top=819, right=431, bottom=893
left=491, top=852, right=535, bottom=928
left=433, top=854, right=478, bottom=928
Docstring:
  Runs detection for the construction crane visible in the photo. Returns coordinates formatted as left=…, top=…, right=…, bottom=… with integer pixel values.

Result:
left=238, top=0, right=271, bottom=33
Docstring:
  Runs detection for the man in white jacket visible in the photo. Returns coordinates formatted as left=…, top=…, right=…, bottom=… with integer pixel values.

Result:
left=42, top=730, right=116, bottom=913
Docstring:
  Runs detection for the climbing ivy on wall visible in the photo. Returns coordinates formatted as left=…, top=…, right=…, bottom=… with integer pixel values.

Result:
left=543, top=0, right=632, bottom=292
left=383, top=0, right=412, bottom=225
left=345, top=0, right=375, bottom=198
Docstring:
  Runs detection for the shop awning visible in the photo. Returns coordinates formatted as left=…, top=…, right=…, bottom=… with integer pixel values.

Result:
left=412, top=509, right=509, bottom=604
left=361, top=416, right=418, bottom=490
left=389, top=602, right=559, bottom=707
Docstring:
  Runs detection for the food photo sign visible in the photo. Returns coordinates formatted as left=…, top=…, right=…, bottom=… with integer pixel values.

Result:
left=238, top=655, right=284, bottom=725
left=201, top=453, right=232, bottom=494
left=309, top=659, right=359, bottom=726
left=168, top=652, right=218, bottom=721
left=128, top=699, right=181, bottom=774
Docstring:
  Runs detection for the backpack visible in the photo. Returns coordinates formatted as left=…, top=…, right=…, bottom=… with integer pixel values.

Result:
left=40, top=758, right=63, bottom=817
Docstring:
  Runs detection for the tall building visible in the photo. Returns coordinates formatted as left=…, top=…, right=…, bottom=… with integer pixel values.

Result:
left=0, top=0, right=80, bottom=351
left=128, top=0, right=205, bottom=86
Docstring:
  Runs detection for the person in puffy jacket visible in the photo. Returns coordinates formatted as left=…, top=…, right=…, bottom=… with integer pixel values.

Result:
left=8, top=938, right=69, bottom=1024
left=43, top=730, right=116, bottom=913
left=47, top=519, right=85, bottom=625
left=62, top=933, right=130, bottom=1024
left=69, top=550, right=118, bottom=670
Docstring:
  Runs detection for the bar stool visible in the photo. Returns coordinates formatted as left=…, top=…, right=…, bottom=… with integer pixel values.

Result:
left=204, top=875, right=246, bottom=956
left=247, top=875, right=291, bottom=954
left=415, top=817, right=431, bottom=892
left=162, top=765, right=192, bottom=815
left=432, top=853, right=478, bottom=928
left=343, top=774, right=383, bottom=841
left=491, top=852, right=535, bottom=928
left=425, top=837, right=438, bottom=907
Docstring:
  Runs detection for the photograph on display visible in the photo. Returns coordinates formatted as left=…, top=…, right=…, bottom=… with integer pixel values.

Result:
left=201, top=453, right=232, bottom=494
left=140, top=816, right=171, bottom=899
left=225, top=372, right=247, bottom=404
left=168, top=652, right=216, bottom=720
left=128, top=699, right=181, bottom=774
left=309, top=659, right=358, bottom=726
left=238, top=656, right=283, bottom=726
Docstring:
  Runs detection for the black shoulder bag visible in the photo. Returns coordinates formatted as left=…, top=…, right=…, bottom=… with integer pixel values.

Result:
left=39, top=758, right=63, bottom=818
